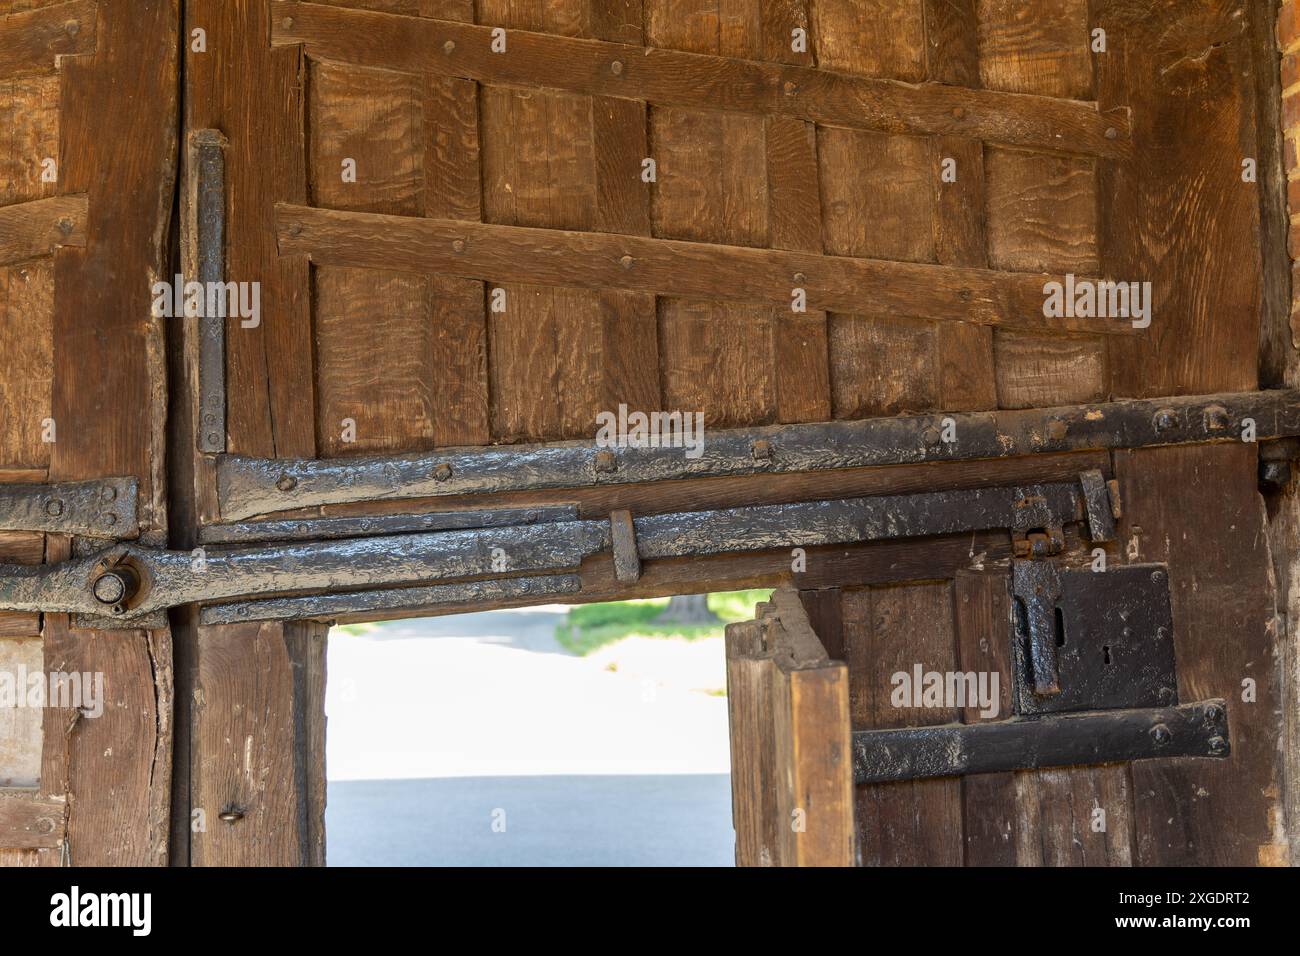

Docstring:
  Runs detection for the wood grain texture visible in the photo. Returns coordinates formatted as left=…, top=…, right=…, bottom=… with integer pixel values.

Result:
left=1096, top=0, right=1261, bottom=396
left=819, top=128, right=934, bottom=263
left=274, top=1, right=1131, bottom=158
left=976, top=0, right=1093, bottom=100
left=829, top=315, right=938, bottom=418
left=658, top=298, right=776, bottom=427
left=0, top=195, right=85, bottom=265
left=810, top=0, right=924, bottom=81
left=0, top=0, right=95, bottom=77
left=843, top=584, right=964, bottom=866
left=0, top=257, right=53, bottom=467
left=1116, top=444, right=1283, bottom=865
left=0, top=73, right=59, bottom=206
left=190, top=621, right=326, bottom=867
left=646, top=0, right=812, bottom=64
left=278, top=204, right=1128, bottom=333
left=190, top=0, right=314, bottom=459
left=0, top=792, right=64, bottom=849
left=923, top=0, right=979, bottom=87
left=993, top=333, right=1106, bottom=409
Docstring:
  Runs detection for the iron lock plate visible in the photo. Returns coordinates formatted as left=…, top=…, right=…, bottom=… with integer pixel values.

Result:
left=1011, top=562, right=1178, bottom=716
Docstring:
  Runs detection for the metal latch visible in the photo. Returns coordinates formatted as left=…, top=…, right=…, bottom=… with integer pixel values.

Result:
left=853, top=562, right=1230, bottom=783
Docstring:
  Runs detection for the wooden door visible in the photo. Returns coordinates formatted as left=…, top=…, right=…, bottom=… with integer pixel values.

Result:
left=1, top=0, right=1296, bottom=868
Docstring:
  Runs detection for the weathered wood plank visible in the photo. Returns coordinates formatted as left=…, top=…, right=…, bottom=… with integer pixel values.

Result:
left=0, top=792, right=65, bottom=849
left=276, top=203, right=1134, bottom=334
left=273, top=1, right=1130, bottom=158
left=190, top=621, right=326, bottom=866
left=0, top=258, right=54, bottom=468
left=0, top=194, right=86, bottom=265
left=0, top=0, right=95, bottom=77
left=725, top=619, right=778, bottom=865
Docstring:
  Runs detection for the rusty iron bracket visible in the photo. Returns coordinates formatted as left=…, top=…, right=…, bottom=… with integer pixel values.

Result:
left=192, top=129, right=227, bottom=455
left=853, top=699, right=1230, bottom=783
left=0, top=480, right=1096, bottom=626
left=0, top=478, right=138, bottom=538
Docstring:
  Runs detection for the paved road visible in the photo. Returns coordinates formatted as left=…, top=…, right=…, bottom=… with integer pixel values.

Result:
left=327, top=774, right=734, bottom=866
left=325, top=608, right=735, bottom=866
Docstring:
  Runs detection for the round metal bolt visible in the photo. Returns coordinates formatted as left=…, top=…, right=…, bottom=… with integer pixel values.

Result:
left=276, top=474, right=297, bottom=492
left=433, top=462, right=453, bottom=482
left=594, top=449, right=618, bottom=474
left=1105, top=127, right=1118, bottom=140
left=620, top=255, right=634, bottom=270
left=793, top=272, right=806, bottom=284
left=1202, top=404, right=1230, bottom=431
left=1047, top=419, right=1069, bottom=441
left=1150, top=570, right=1165, bottom=584
left=1150, top=723, right=1172, bottom=746
left=610, top=60, right=624, bottom=75
left=443, top=40, right=456, bottom=54
left=452, top=239, right=466, bottom=253
left=751, top=439, right=774, bottom=461
left=57, top=218, right=73, bottom=234
left=36, top=817, right=55, bottom=834
left=44, top=498, right=64, bottom=517
left=1208, top=735, right=1228, bottom=756
left=1157, top=685, right=1176, bottom=704
left=65, top=20, right=80, bottom=36
left=782, top=81, right=797, bottom=96
left=206, top=432, right=222, bottom=447
left=101, top=485, right=117, bottom=502
left=1152, top=407, right=1177, bottom=431
left=1204, top=702, right=1225, bottom=724
left=100, top=513, right=117, bottom=528
left=219, top=809, right=244, bottom=824
left=92, top=569, right=136, bottom=606
left=921, top=426, right=941, bottom=447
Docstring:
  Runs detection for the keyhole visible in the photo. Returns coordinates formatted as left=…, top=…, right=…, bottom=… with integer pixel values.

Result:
left=1103, top=645, right=1112, bottom=666
left=1054, top=607, right=1066, bottom=647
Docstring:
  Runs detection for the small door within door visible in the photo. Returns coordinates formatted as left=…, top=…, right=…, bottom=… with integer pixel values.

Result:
left=725, top=588, right=855, bottom=867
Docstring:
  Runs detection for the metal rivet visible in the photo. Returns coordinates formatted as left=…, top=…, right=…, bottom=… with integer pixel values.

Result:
left=782, top=81, right=797, bottom=96
left=751, top=439, right=774, bottom=461
left=952, top=106, right=966, bottom=120
left=206, top=432, right=222, bottom=447
left=281, top=17, right=293, bottom=29
left=35, top=817, right=55, bottom=834
left=452, top=239, right=466, bottom=253
left=610, top=60, right=623, bottom=75
left=219, top=808, right=244, bottom=824
left=1150, top=570, right=1164, bottom=583
left=443, top=40, right=456, bottom=54
left=101, top=485, right=117, bottom=502
left=1150, top=723, right=1172, bottom=746
left=65, top=20, right=80, bottom=36
left=1152, top=407, right=1177, bottom=431
left=1204, top=703, right=1225, bottom=724
left=1047, top=419, right=1068, bottom=441
left=620, top=255, right=634, bottom=270
left=921, top=426, right=941, bottom=447
left=1202, top=404, right=1230, bottom=431
left=100, top=513, right=117, bottom=527
left=1208, top=735, right=1227, bottom=755
left=792, top=272, right=806, bottom=284
left=57, top=218, right=73, bottom=234
left=594, top=449, right=618, bottom=474
left=44, top=498, right=64, bottom=517
left=1105, top=127, right=1119, bottom=140
left=276, top=474, right=297, bottom=492
left=433, top=463, right=453, bottom=482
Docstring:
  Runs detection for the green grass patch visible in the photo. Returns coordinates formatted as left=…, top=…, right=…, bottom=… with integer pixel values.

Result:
left=555, top=589, right=773, bottom=656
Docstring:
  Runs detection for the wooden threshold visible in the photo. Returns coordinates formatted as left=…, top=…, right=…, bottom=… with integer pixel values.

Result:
left=272, top=1, right=1129, bottom=159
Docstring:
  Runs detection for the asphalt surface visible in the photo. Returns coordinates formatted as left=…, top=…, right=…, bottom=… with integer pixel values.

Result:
left=325, top=607, right=735, bottom=866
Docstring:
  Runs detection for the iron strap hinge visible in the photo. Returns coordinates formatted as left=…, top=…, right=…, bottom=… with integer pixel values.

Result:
left=0, top=478, right=139, bottom=538
left=0, top=474, right=1110, bottom=627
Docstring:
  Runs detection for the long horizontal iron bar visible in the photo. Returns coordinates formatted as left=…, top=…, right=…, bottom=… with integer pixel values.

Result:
left=0, top=478, right=138, bottom=537
left=218, top=389, right=1300, bottom=522
left=199, top=505, right=581, bottom=544
left=852, top=699, right=1230, bottom=783
left=272, top=1, right=1128, bottom=158
left=276, top=204, right=1125, bottom=335
left=1, top=482, right=1087, bottom=622
left=199, top=573, right=582, bottom=626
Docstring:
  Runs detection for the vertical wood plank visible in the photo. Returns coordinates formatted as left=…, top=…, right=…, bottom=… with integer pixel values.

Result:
left=190, top=621, right=327, bottom=867
left=725, top=619, right=778, bottom=866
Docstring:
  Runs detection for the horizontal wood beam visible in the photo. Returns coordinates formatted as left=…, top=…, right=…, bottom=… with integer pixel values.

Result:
left=0, top=0, right=96, bottom=77
left=0, top=195, right=88, bottom=266
left=217, top=389, right=1299, bottom=521
left=272, top=1, right=1129, bottom=158
left=275, top=203, right=1126, bottom=334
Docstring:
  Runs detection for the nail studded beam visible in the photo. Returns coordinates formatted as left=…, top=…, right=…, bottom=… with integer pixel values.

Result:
left=217, top=389, right=1300, bottom=522
left=275, top=203, right=1127, bottom=335
left=271, top=1, right=1129, bottom=159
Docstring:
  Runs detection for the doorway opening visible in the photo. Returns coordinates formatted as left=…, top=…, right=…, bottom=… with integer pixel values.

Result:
left=324, top=590, right=771, bottom=866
